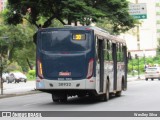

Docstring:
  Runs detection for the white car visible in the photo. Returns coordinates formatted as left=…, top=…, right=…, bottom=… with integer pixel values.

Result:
left=8, top=72, right=27, bottom=83
left=2, top=73, right=9, bottom=82
left=145, top=67, right=160, bottom=81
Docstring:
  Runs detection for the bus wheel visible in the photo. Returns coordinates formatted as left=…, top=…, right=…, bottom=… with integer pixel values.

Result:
left=101, top=80, right=109, bottom=101
left=52, top=93, right=67, bottom=103
left=59, top=98, right=67, bottom=103
left=53, top=99, right=59, bottom=103
left=116, top=81, right=123, bottom=97
left=115, top=91, right=122, bottom=97
left=52, top=94, right=59, bottom=103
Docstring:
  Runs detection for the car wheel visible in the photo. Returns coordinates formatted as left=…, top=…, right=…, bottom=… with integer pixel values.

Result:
left=151, top=78, right=154, bottom=81
left=7, top=80, right=10, bottom=84
left=145, top=78, right=148, bottom=81
left=15, top=80, right=18, bottom=83
left=24, top=79, right=27, bottom=83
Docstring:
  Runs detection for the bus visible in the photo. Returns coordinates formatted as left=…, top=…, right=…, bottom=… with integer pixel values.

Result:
left=36, top=26, right=128, bottom=102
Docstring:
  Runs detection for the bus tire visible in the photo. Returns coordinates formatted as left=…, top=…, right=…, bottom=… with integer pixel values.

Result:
left=53, top=99, right=59, bottom=103
left=115, top=80, right=123, bottom=97
left=115, top=91, right=122, bottom=97
left=102, top=80, right=109, bottom=101
left=52, top=94, right=59, bottom=103
left=60, top=98, right=67, bottom=103
left=52, top=93, right=67, bottom=103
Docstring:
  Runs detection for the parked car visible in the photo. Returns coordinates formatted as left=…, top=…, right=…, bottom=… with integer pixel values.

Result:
left=2, top=73, right=9, bottom=82
left=8, top=72, right=27, bottom=83
left=2, top=73, right=15, bottom=83
left=145, top=67, right=160, bottom=81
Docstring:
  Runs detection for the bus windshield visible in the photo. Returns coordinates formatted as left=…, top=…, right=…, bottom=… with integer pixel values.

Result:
left=40, top=30, right=90, bottom=52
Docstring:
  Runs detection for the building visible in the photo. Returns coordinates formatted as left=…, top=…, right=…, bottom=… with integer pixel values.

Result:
left=0, top=0, right=7, bottom=12
left=122, top=0, right=160, bottom=58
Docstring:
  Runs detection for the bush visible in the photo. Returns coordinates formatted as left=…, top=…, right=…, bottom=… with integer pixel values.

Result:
left=128, top=56, right=160, bottom=74
left=27, top=70, right=36, bottom=80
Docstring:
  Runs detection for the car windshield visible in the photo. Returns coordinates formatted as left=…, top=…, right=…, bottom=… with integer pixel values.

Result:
left=146, top=67, right=158, bottom=72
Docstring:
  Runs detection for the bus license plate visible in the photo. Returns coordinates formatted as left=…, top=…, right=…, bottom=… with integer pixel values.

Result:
left=58, top=83, right=71, bottom=86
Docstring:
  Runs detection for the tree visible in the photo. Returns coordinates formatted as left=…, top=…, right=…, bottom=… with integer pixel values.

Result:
left=5, top=0, right=135, bottom=33
left=0, top=16, right=36, bottom=71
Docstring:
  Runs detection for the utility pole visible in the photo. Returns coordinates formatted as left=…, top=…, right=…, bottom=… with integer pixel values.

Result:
left=0, top=36, right=8, bottom=95
left=135, top=54, right=140, bottom=79
left=0, top=39, right=3, bottom=95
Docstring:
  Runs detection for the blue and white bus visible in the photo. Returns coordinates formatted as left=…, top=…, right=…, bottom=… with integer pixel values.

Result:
left=36, top=26, right=128, bottom=102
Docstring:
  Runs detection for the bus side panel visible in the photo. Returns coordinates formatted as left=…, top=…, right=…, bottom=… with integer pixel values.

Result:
left=85, top=32, right=97, bottom=90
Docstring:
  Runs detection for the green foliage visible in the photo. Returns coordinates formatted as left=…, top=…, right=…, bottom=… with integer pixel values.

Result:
left=5, top=62, right=22, bottom=72
left=5, top=0, right=135, bottom=33
left=128, top=56, right=160, bottom=74
left=27, top=70, right=36, bottom=80
left=0, top=11, right=36, bottom=72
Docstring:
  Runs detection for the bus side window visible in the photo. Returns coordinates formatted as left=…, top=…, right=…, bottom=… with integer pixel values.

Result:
left=104, top=40, right=108, bottom=60
left=116, top=43, right=123, bottom=62
left=122, top=45, right=126, bottom=61
left=120, top=44, right=123, bottom=62
left=109, top=41, right=112, bottom=61
left=95, top=36, right=99, bottom=62
left=116, top=43, right=119, bottom=62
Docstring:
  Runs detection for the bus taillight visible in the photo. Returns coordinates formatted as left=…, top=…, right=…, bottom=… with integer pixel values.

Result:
left=87, top=58, right=94, bottom=79
left=37, top=59, right=44, bottom=79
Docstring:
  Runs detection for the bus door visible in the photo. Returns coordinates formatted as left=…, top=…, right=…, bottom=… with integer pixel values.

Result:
left=96, top=38, right=104, bottom=92
left=112, top=43, right=117, bottom=91
left=116, top=43, right=123, bottom=90
left=123, top=46, right=127, bottom=90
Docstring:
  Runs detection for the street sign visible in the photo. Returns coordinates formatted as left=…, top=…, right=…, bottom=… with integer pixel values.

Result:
left=132, top=14, right=147, bottom=19
left=129, top=3, right=147, bottom=19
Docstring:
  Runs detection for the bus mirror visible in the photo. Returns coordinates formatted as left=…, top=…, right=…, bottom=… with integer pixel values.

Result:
left=128, top=52, right=132, bottom=60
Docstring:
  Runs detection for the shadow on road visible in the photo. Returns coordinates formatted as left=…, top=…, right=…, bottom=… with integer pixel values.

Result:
left=44, top=94, right=125, bottom=105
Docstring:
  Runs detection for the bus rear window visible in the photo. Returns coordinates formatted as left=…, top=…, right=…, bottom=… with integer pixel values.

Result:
left=40, top=31, right=90, bottom=52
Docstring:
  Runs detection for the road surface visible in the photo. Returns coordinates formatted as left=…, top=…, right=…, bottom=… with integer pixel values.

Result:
left=0, top=79, right=160, bottom=111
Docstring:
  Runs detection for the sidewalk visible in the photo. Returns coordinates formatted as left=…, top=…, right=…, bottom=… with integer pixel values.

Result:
left=0, top=81, right=39, bottom=99
left=127, top=75, right=145, bottom=82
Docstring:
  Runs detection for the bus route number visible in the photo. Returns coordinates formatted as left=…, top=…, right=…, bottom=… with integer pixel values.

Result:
left=58, top=83, right=71, bottom=86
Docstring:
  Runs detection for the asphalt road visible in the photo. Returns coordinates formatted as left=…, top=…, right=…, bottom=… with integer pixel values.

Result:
left=0, top=79, right=160, bottom=111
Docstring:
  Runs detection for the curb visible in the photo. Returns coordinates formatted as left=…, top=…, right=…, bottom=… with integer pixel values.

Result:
left=0, top=90, right=41, bottom=99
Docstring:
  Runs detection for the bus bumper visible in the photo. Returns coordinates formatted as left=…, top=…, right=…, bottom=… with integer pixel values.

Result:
left=36, top=77, right=96, bottom=90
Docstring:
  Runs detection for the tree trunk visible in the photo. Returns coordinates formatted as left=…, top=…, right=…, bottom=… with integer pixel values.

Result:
left=26, top=58, right=33, bottom=70
left=75, top=21, right=77, bottom=26
left=68, top=15, right=72, bottom=25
